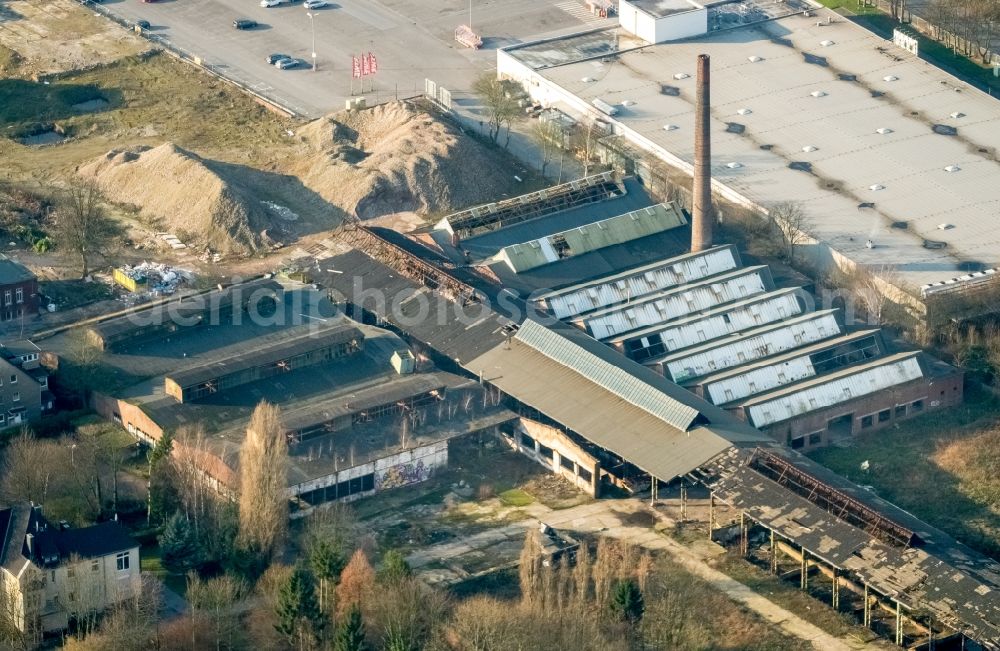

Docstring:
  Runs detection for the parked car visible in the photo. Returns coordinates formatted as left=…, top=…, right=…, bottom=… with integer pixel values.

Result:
left=135, top=19, right=151, bottom=29
left=266, top=53, right=290, bottom=65
left=260, top=0, right=283, bottom=7
left=275, top=58, right=301, bottom=70
left=303, top=0, right=329, bottom=8
left=233, top=18, right=258, bottom=29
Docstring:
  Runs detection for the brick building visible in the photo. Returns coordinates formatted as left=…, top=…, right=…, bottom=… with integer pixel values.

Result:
left=0, top=256, right=37, bottom=322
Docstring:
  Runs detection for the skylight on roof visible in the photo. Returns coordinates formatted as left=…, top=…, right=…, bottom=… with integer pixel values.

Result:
left=737, top=108, right=752, bottom=115
left=820, top=40, right=835, bottom=47
left=581, top=77, right=595, bottom=83
left=802, top=145, right=818, bottom=152
left=950, top=111, right=966, bottom=119
left=876, top=127, right=893, bottom=135
left=673, top=73, right=689, bottom=80
left=810, top=90, right=827, bottom=98
left=870, top=184, right=885, bottom=191
left=748, top=56, right=763, bottom=63
left=883, top=75, right=899, bottom=81
left=944, top=165, right=961, bottom=172
left=663, top=124, right=678, bottom=131
left=726, top=162, right=743, bottom=169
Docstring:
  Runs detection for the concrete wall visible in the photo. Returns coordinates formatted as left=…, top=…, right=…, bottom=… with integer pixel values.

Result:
left=503, top=418, right=601, bottom=497
left=619, top=2, right=707, bottom=43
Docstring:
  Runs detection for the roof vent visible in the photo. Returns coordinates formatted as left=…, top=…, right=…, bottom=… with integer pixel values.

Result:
left=883, top=75, right=899, bottom=81
left=869, top=184, right=885, bottom=191
left=737, top=107, right=752, bottom=115
left=810, top=90, right=827, bottom=98
left=802, top=145, right=818, bottom=152
left=950, top=111, right=965, bottom=118
left=621, top=99, right=636, bottom=107
left=876, top=127, right=893, bottom=135
left=673, top=72, right=690, bottom=80
left=663, top=124, right=678, bottom=131
left=938, top=223, right=954, bottom=230
left=726, top=162, right=743, bottom=169
left=944, top=165, right=961, bottom=172
left=748, top=55, right=763, bottom=63
left=820, top=40, right=835, bottom=47
left=581, top=77, right=595, bottom=83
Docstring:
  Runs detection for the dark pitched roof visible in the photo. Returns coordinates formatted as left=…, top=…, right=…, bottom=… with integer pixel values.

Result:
left=34, top=521, right=137, bottom=561
left=0, top=256, right=35, bottom=286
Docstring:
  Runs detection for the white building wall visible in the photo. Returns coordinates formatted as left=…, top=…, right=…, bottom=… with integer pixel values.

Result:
left=663, top=313, right=841, bottom=383
left=619, top=1, right=657, bottom=43
left=544, top=247, right=738, bottom=319
left=619, top=2, right=707, bottom=43
left=746, top=357, right=924, bottom=427
left=584, top=270, right=767, bottom=340
left=705, top=356, right=816, bottom=405
left=648, top=291, right=803, bottom=352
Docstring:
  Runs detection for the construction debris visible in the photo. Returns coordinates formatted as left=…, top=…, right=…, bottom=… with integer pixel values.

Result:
left=113, top=261, right=194, bottom=298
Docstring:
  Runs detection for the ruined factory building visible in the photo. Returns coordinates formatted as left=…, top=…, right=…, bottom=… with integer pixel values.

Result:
left=497, top=4, right=1000, bottom=316
left=76, top=284, right=513, bottom=512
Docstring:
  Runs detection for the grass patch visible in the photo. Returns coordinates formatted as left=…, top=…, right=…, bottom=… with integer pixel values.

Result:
left=808, top=385, right=1000, bottom=557
left=39, top=279, right=114, bottom=310
left=0, top=44, right=22, bottom=74
left=140, top=544, right=187, bottom=597
left=0, top=79, right=114, bottom=130
left=814, top=0, right=880, bottom=15
left=498, top=488, right=534, bottom=507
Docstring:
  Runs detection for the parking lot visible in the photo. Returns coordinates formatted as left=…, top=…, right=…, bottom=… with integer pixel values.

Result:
left=96, top=0, right=613, bottom=117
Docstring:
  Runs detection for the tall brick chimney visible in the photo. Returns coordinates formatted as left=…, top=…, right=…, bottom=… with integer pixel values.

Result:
left=691, top=54, right=713, bottom=252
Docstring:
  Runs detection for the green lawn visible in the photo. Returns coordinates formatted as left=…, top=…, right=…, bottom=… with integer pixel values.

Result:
left=814, top=0, right=881, bottom=14
left=808, top=386, right=1000, bottom=558
left=140, top=544, right=188, bottom=597
left=498, top=488, right=535, bottom=507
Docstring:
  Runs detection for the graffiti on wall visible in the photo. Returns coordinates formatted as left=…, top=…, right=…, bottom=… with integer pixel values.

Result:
left=376, top=460, right=430, bottom=491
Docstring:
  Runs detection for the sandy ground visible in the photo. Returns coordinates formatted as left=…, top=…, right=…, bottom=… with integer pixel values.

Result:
left=0, top=0, right=149, bottom=77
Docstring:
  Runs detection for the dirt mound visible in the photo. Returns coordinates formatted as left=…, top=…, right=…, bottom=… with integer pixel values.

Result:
left=78, top=143, right=272, bottom=254
left=291, top=101, right=523, bottom=220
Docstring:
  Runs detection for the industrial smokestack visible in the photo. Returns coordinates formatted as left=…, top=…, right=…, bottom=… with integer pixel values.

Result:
left=691, top=54, right=713, bottom=252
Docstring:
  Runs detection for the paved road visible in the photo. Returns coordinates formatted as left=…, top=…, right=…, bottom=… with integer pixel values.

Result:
left=95, top=0, right=613, bottom=116
left=408, top=497, right=883, bottom=651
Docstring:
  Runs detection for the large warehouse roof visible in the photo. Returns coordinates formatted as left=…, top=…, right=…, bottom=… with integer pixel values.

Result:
left=503, top=10, right=1000, bottom=291
left=470, top=319, right=769, bottom=481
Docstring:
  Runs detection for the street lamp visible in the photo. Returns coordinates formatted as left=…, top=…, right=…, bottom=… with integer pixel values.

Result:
left=307, top=12, right=317, bottom=72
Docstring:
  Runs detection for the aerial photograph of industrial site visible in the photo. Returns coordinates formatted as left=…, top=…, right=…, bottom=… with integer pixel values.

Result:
left=1, top=0, right=999, bottom=648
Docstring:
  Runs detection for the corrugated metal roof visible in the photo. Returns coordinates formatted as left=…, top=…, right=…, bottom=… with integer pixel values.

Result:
left=579, top=266, right=771, bottom=340
left=742, top=352, right=924, bottom=427
left=607, top=287, right=803, bottom=346
left=652, top=310, right=842, bottom=383
left=513, top=319, right=701, bottom=431
left=498, top=202, right=687, bottom=273
left=470, top=321, right=769, bottom=481
left=538, top=245, right=740, bottom=320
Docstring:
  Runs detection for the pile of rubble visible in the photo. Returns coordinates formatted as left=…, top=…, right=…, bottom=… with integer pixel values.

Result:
left=116, top=261, right=194, bottom=302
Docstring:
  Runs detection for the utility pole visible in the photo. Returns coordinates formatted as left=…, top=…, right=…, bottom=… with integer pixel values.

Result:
left=307, top=12, right=317, bottom=71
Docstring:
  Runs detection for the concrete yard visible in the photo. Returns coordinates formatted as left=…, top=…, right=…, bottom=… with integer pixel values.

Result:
left=91, top=0, right=614, bottom=116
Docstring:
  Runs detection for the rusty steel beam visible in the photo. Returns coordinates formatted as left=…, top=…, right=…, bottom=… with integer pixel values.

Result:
left=336, top=225, right=482, bottom=306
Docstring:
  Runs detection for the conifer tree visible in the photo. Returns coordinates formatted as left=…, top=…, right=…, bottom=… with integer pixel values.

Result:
left=333, top=603, right=368, bottom=651
left=274, top=564, right=326, bottom=648
left=159, top=511, right=199, bottom=573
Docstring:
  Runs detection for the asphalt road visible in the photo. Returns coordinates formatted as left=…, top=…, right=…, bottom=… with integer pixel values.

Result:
left=95, top=0, right=614, bottom=117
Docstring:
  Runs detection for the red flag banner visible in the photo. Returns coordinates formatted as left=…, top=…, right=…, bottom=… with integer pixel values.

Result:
left=361, top=53, right=371, bottom=77
left=352, top=55, right=361, bottom=79
left=369, top=52, right=378, bottom=75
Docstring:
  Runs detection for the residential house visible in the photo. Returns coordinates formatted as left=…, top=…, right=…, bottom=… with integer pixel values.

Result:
left=0, top=342, right=52, bottom=429
left=0, top=256, right=37, bottom=322
left=0, top=504, right=140, bottom=639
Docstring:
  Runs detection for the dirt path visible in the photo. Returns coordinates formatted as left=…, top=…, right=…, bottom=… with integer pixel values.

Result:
left=408, top=497, right=881, bottom=651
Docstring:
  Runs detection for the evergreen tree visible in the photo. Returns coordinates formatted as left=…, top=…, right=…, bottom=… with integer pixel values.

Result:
left=275, top=564, right=327, bottom=647
left=159, top=511, right=199, bottom=573
left=333, top=603, right=368, bottom=651
left=376, top=550, right=412, bottom=585
left=609, top=578, right=645, bottom=624
left=310, top=538, right=346, bottom=613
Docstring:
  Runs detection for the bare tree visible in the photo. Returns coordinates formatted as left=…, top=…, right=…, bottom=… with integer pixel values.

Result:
left=335, top=549, right=375, bottom=618
left=237, top=402, right=288, bottom=559
left=186, top=573, right=246, bottom=651
left=852, top=264, right=901, bottom=326
left=472, top=73, right=522, bottom=147
left=768, top=201, right=813, bottom=265
left=0, top=430, right=52, bottom=505
left=530, top=119, right=563, bottom=178
left=52, top=182, right=124, bottom=279
left=518, top=528, right=543, bottom=605
left=572, top=121, right=600, bottom=177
